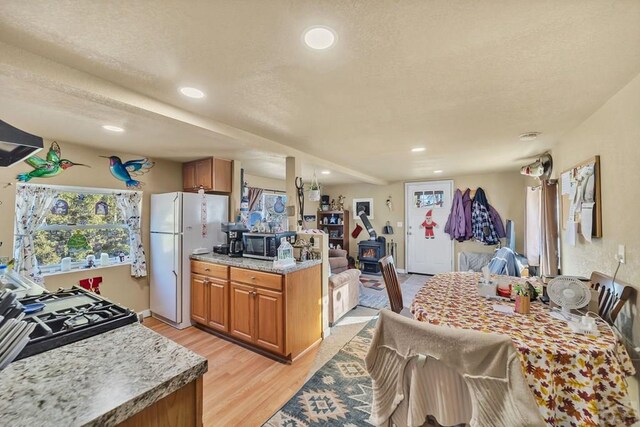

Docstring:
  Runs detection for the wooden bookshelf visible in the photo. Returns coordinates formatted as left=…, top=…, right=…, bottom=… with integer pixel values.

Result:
left=317, top=210, right=350, bottom=252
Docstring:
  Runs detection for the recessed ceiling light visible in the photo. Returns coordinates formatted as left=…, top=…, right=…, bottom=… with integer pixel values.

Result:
left=179, top=87, right=205, bottom=99
left=102, top=125, right=124, bottom=133
left=303, top=26, right=336, bottom=50
left=519, top=132, right=540, bottom=141
left=411, top=147, right=426, bottom=152
left=320, top=170, right=331, bottom=175
left=433, top=170, right=443, bottom=174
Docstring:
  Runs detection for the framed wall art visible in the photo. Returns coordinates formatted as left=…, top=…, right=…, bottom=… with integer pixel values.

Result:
left=353, top=198, right=374, bottom=219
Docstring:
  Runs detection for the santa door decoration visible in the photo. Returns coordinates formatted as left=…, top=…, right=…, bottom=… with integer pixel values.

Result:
left=420, top=209, right=438, bottom=239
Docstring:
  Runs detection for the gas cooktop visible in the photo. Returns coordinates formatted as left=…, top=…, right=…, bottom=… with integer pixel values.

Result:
left=16, top=287, right=138, bottom=360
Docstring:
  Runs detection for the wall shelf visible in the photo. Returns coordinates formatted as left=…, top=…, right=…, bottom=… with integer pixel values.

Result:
left=317, top=210, right=349, bottom=252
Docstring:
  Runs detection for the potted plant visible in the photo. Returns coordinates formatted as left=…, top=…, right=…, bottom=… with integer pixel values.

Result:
left=513, top=283, right=531, bottom=315
left=308, top=174, right=321, bottom=201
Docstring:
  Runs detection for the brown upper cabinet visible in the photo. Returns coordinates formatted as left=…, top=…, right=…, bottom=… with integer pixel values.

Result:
left=182, top=157, right=232, bottom=193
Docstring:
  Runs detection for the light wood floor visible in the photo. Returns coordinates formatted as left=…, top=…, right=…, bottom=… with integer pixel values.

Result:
left=144, top=317, right=319, bottom=427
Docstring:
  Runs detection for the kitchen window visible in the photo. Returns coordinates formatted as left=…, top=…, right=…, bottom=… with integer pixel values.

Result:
left=14, top=184, right=141, bottom=278
left=248, top=191, right=288, bottom=232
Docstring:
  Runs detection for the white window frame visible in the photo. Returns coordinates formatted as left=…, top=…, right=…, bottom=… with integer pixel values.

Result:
left=20, top=183, right=140, bottom=276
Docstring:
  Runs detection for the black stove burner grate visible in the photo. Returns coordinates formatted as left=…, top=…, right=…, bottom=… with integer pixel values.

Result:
left=16, top=287, right=138, bottom=360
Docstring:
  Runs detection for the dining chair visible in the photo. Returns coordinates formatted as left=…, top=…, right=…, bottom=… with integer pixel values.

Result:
left=366, top=309, right=544, bottom=427
left=379, top=255, right=411, bottom=317
left=589, top=271, right=634, bottom=324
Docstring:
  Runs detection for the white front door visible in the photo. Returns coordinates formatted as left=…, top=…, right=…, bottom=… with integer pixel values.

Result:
left=405, top=181, right=454, bottom=274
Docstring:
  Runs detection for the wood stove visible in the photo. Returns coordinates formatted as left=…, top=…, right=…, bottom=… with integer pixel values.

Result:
left=355, top=210, right=387, bottom=275
left=358, top=237, right=386, bottom=275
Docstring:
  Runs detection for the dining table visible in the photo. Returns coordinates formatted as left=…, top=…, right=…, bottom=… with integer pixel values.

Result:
left=409, top=272, right=638, bottom=427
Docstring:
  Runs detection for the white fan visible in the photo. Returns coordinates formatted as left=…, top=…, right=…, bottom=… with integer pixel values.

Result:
left=547, top=277, right=597, bottom=334
left=548, top=277, right=591, bottom=315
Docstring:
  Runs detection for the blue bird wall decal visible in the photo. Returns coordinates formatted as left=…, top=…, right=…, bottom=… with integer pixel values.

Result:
left=100, top=156, right=155, bottom=188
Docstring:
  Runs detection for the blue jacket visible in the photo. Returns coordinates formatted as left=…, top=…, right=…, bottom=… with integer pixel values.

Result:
left=488, top=247, right=521, bottom=277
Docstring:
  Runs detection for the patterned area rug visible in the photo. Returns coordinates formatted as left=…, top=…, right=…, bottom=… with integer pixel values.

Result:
left=359, top=275, right=387, bottom=291
left=264, top=318, right=379, bottom=427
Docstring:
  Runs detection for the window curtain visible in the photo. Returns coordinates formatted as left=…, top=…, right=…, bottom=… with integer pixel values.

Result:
left=115, top=191, right=147, bottom=278
left=248, top=187, right=263, bottom=211
left=540, top=180, right=559, bottom=276
left=13, top=184, right=59, bottom=283
left=525, top=186, right=542, bottom=267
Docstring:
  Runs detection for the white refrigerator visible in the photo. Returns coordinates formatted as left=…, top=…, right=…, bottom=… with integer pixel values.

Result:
left=150, top=192, right=228, bottom=329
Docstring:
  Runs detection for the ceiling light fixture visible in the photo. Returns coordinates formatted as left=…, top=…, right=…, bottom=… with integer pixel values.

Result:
left=411, top=147, right=426, bottom=152
left=303, top=26, right=336, bottom=50
left=321, top=170, right=331, bottom=175
left=519, top=132, right=540, bottom=142
left=179, top=87, right=205, bottom=99
left=102, top=125, right=124, bottom=133
left=433, top=170, right=443, bottom=174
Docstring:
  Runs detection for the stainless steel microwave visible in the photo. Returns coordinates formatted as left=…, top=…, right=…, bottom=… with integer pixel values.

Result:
left=242, top=232, right=297, bottom=260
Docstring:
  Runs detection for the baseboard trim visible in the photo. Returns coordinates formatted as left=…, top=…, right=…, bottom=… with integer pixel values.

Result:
left=138, top=309, right=151, bottom=318
left=291, top=338, right=323, bottom=362
left=323, top=327, right=331, bottom=338
left=192, top=323, right=294, bottom=364
left=397, top=268, right=406, bottom=273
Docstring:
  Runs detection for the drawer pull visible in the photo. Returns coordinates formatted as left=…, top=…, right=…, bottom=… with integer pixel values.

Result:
left=204, top=268, right=211, bottom=271
left=250, top=276, right=257, bottom=280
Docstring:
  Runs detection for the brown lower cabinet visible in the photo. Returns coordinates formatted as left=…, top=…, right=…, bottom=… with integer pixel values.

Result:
left=229, top=282, right=254, bottom=342
left=206, top=278, right=229, bottom=332
left=119, top=377, right=203, bottom=427
left=190, top=275, right=207, bottom=325
left=191, top=261, right=321, bottom=361
left=230, top=283, right=284, bottom=355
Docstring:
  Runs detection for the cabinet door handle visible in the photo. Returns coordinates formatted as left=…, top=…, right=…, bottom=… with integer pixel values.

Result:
left=251, top=291, right=257, bottom=296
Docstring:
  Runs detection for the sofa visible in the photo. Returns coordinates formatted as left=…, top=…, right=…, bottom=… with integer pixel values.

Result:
left=329, top=248, right=349, bottom=274
left=328, top=269, right=361, bottom=325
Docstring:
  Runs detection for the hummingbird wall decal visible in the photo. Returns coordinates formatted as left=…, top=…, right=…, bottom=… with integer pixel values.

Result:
left=100, top=156, right=155, bottom=188
left=17, top=142, right=88, bottom=182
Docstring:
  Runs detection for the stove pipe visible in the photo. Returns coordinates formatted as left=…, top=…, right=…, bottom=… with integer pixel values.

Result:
left=358, top=211, right=377, bottom=240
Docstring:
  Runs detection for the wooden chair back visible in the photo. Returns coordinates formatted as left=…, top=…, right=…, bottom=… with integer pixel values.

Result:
left=589, top=271, right=634, bottom=323
left=379, top=255, right=404, bottom=314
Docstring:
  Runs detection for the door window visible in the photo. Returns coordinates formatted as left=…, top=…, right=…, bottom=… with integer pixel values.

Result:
left=414, top=190, right=445, bottom=208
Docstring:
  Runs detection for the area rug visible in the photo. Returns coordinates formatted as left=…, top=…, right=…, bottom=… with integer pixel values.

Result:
left=358, top=273, right=417, bottom=309
left=359, top=274, right=387, bottom=291
left=264, top=318, right=379, bottom=426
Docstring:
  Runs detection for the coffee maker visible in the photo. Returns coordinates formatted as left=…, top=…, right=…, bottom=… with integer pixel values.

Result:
left=221, top=222, right=249, bottom=257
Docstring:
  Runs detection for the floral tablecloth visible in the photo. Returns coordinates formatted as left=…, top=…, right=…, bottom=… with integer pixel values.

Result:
left=410, top=272, right=638, bottom=426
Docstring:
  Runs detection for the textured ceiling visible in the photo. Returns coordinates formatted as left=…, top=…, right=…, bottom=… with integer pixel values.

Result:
left=1, top=0, right=640, bottom=183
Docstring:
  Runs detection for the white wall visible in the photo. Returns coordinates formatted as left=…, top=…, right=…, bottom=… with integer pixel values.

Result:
left=0, top=140, right=183, bottom=312
left=324, top=171, right=529, bottom=270
left=552, top=72, right=640, bottom=346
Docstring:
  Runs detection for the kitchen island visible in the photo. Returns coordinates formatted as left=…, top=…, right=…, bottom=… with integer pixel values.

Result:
left=190, top=252, right=322, bottom=274
left=0, top=322, right=207, bottom=427
left=188, top=254, right=323, bottom=361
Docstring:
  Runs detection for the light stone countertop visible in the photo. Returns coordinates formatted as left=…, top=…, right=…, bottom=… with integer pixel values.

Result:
left=191, top=252, right=322, bottom=274
left=0, top=323, right=207, bottom=427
